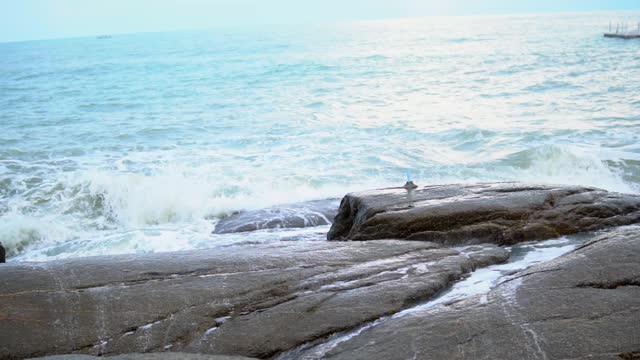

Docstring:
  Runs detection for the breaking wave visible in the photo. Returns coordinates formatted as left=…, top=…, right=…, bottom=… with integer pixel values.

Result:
left=2, top=143, right=638, bottom=260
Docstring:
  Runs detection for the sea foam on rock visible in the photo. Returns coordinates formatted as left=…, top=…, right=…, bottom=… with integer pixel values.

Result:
left=213, top=199, right=339, bottom=234
left=328, top=182, right=640, bottom=244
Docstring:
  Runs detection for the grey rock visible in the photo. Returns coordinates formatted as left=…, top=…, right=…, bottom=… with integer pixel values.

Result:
left=326, top=226, right=640, bottom=360
left=0, top=242, right=4, bottom=263
left=213, top=199, right=339, bottom=234
left=31, top=354, right=255, bottom=360
left=0, top=240, right=508, bottom=359
left=328, top=182, right=640, bottom=245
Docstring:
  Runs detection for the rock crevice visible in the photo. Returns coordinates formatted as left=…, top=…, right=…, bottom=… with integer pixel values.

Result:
left=325, top=226, right=640, bottom=360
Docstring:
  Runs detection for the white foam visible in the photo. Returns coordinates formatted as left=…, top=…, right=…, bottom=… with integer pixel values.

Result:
left=0, top=209, right=77, bottom=258
left=508, top=144, right=638, bottom=194
left=83, top=170, right=213, bottom=227
left=5, top=138, right=639, bottom=262
left=81, top=164, right=389, bottom=224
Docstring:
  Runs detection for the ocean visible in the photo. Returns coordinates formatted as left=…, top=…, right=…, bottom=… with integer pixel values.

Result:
left=1, top=11, right=639, bottom=261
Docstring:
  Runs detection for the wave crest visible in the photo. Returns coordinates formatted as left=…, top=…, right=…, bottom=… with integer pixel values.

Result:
left=82, top=171, right=213, bottom=226
left=498, top=144, right=638, bottom=193
left=0, top=211, right=73, bottom=257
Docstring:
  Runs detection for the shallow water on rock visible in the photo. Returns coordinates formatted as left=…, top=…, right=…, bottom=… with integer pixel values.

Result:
left=10, top=224, right=331, bottom=262
left=278, top=233, right=591, bottom=360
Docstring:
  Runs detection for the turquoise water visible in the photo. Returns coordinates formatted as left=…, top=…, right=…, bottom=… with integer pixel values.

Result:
left=2, top=11, right=640, bottom=261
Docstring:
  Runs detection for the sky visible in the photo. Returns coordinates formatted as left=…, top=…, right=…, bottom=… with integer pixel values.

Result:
left=1, top=0, right=639, bottom=42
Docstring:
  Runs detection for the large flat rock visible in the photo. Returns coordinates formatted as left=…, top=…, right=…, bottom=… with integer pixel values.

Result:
left=0, top=240, right=508, bottom=359
left=326, top=226, right=640, bottom=360
left=328, top=182, right=640, bottom=245
left=32, top=354, right=255, bottom=360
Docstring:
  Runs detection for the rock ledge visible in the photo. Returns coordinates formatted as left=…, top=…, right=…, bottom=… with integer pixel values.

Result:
left=328, top=182, right=640, bottom=245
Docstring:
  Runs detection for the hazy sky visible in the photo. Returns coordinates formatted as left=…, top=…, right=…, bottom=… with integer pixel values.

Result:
left=1, top=0, right=638, bottom=42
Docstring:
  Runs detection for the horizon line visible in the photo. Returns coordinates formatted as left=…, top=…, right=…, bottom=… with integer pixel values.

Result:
left=1, top=8, right=639, bottom=45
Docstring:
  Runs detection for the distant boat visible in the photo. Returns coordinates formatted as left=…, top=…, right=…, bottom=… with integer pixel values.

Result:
left=604, top=21, right=640, bottom=39
left=96, top=35, right=112, bottom=39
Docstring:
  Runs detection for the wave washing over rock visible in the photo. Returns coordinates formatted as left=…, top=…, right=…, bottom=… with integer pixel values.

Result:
left=1, top=182, right=640, bottom=359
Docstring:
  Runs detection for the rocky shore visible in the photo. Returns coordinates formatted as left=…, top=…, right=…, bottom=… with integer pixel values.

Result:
left=325, top=226, right=640, bottom=359
left=1, top=182, right=639, bottom=359
left=0, top=240, right=508, bottom=359
left=328, top=182, right=640, bottom=244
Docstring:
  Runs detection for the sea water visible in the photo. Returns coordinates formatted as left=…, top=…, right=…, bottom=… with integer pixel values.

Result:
left=1, top=11, right=639, bottom=261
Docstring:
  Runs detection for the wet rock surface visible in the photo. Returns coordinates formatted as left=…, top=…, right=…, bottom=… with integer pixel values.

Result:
left=213, top=199, right=339, bottom=234
left=328, top=182, right=640, bottom=245
left=326, top=226, right=640, bottom=360
left=6, top=183, right=640, bottom=360
left=32, top=354, right=255, bottom=360
left=0, top=240, right=508, bottom=359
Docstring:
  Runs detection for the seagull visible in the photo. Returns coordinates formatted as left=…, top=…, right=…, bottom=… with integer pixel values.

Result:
left=403, top=169, right=418, bottom=191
